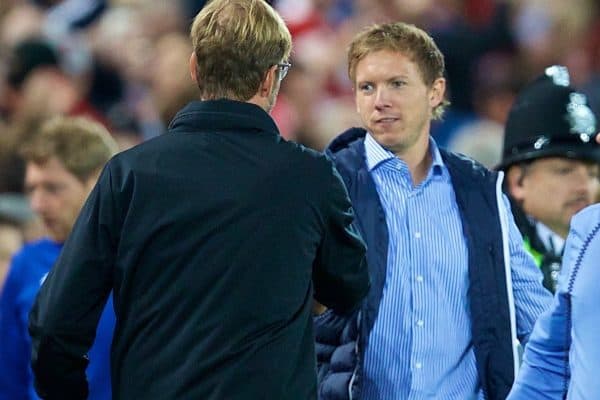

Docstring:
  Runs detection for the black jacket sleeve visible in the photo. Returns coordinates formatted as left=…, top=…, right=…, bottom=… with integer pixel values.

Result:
left=29, top=164, right=119, bottom=400
left=312, top=160, right=369, bottom=314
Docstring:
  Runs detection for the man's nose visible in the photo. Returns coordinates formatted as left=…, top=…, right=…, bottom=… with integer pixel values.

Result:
left=29, top=189, right=46, bottom=214
left=374, top=87, right=392, bottom=110
left=572, top=166, right=597, bottom=196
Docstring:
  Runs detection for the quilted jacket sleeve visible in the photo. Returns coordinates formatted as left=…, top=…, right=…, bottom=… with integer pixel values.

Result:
left=315, top=308, right=361, bottom=400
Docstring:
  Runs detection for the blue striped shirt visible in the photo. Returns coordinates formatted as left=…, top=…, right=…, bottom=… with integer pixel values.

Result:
left=361, top=134, right=552, bottom=400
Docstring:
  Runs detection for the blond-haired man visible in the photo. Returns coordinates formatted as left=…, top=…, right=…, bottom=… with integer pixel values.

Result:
left=315, top=22, right=551, bottom=400
left=29, top=1, right=369, bottom=399
left=0, top=116, right=118, bottom=400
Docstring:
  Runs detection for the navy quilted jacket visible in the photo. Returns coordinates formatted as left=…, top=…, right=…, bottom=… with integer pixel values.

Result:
left=315, top=127, right=517, bottom=400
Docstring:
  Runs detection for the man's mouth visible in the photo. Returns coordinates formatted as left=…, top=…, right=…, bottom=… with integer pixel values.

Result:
left=375, top=117, right=399, bottom=123
left=566, top=198, right=590, bottom=211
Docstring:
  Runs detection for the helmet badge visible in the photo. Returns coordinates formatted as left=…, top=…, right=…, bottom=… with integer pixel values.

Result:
left=566, top=92, right=596, bottom=143
left=545, top=65, right=570, bottom=87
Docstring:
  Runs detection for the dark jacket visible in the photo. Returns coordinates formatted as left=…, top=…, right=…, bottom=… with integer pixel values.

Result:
left=28, top=100, right=370, bottom=400
left=316, top=128, right=517, bottom=400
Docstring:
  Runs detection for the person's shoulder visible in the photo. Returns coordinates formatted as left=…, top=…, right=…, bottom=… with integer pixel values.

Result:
left=441, top=148, right=491, bottom=173
left=562, top=204, right=600, bottom=286
left=319, top=128, right=368, bottom=181
left=4, top=239, right=57, bottom=290
left=100, top=139, right=158, bottom=182
left=275, top=139, right=350, bottom=193
left=326, top=127, right=367, bottom=159
left=277, top=137, right=333, bottom=171
left=441, top=148, right=498, bottom=184
left=11, top=238, right=58, bottom=262
left=108, top=137, right=158, bottom=165
left=570, top=204, right=600, bottom=237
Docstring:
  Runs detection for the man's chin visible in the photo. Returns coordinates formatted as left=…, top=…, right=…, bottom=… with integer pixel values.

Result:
left=45, top=227, right=66, bottom=243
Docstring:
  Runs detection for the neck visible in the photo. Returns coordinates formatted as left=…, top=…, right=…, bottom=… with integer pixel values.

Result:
left=547, top=223, right=568, bottom=240
left=535, top=221, right=567, bottom=255
left=394, top=133, right=432, bottom=186
left=247, top=94, right=270, bottom=113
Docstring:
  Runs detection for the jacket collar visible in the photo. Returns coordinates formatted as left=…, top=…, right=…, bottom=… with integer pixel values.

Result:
left=168, top=100, right=280, bottom=137
left=328, top=127, right=446, bottom=177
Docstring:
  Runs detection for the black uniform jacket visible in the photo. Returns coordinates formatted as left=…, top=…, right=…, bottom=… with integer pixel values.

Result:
left=28, top=100, right=369, bottom=400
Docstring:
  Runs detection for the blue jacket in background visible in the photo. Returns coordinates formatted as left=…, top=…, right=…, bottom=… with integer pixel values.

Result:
left=315, top=128, right=523, bottom=400
left=0, top=239, right=114, bottom=400
left=507, top=203, right=600, bottom=400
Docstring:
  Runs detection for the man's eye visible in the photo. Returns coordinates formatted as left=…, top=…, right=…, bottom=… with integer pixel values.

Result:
left=359, top=83, right=373, bottom=92
left=44, top=184, right=62, bottom=194
left=555, top=167, right=574, bottom=175
left=391, top=80, right=405, bottom=88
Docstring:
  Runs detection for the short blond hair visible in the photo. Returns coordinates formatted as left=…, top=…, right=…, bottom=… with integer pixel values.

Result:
left=20, top=116, right=119, bottom=182
left=348, top=22, right=450, bottom=120
left=190, top=0, right=292, bottom=101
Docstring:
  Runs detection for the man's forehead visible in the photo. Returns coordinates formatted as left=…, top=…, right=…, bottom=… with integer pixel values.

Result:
left=530, top=156, right=600, bottom=168
left=24, top=158, right=77, bottom=182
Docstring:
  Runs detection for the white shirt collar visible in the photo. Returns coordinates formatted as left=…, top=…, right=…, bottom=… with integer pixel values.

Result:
left=364, top=132, right=444, bottom=174
left=535, top=221, right=565, bottom=255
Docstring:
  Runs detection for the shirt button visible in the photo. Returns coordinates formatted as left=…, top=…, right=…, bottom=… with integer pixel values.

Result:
left=415, top=232, right=421, bottom=238
left=415, top=362, right=422, bottom=369
left=416, top=275, right=423, bottom=282
left=416, top=320, right=424, bottom=327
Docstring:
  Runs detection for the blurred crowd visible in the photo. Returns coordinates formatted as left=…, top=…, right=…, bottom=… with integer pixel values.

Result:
left=1, top=0, right=600, bottom=287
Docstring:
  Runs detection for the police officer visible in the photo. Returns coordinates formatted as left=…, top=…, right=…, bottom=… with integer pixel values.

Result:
left=498, top=65, right=600, bottom=292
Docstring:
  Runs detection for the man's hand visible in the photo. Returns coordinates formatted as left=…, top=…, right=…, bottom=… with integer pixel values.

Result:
left=313, top=300, right=327, bottom=315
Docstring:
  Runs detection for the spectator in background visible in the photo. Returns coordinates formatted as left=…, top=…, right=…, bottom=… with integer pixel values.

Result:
left=149, top=32, right=199, bottom=125
left=0, top=116, right=118, bottom=400
left=0, top=37, right=108, bottom=127
left=0, top=3, right=44, bottom=49
left=315, top=22, right=551, bottom=400
left=0, top=38, right=59, bottom=122
left=497, top=65, right=600, bottom=293
left=28, top=0, right=369, bottom=399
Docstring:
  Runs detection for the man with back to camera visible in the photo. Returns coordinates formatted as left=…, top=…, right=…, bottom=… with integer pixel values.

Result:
left=497, top=65, right=600, bottom=293
left=0, top=116, right=117, bottom=400
left=28, top=0, right=370, bottom=399
left=314, top=22, right=552, bottom=400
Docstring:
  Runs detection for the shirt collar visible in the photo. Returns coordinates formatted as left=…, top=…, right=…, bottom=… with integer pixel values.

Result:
left=364, top=132, right=394, bottom=171
left=364, top=132, right=445, bottom=175
left=535, top=221, right=565, bottom=255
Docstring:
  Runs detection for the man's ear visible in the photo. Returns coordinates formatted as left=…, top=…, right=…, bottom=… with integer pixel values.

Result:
left=189, top=52, right=198, bottom=84
left=429, top=77, right=446, bottom=108
left=259, top=65, right=279, bottom=98
left=353, top=85, right=361, bottom=114
left=506, top=165, right=525, bottom=201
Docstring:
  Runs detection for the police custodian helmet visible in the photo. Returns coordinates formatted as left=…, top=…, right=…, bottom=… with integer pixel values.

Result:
left=497, top=65, right=600, bottom=170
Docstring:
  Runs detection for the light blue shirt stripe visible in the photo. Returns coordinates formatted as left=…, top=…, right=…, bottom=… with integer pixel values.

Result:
left=361, top=133, right=552, bottom=400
